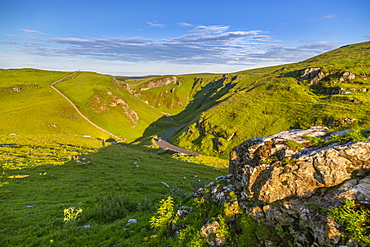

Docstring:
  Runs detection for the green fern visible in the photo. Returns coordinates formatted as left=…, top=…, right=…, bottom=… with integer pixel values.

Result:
left=328, top=200, right=370, bottom=245
left=149, top=196, right=176, bottom=230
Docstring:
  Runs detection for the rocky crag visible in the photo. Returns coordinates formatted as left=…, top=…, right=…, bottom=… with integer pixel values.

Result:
left=198, top=127, right=370, bottom=246
left=140, top=76, right=181, bottom=91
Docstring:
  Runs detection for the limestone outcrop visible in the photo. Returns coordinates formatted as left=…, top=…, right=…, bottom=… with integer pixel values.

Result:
left=300, top=68, right=358, bottom=87
left=201, top=127, right=370, bottom=246
left=229, top=127, right=370, bottom=246
left=140, top=76, right=180, bottom=91
left=229, top=127, right=370, bottom=204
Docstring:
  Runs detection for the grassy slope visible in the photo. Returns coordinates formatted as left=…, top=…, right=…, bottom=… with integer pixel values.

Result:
left=167, top=41, right=370, bottom=157
left=0, top=69, right=110, bottom=139
left=1, top=41, right=370, bottom=245
left=0, top=69, right=228, bottom=245
left=54, top=72, right=170, bottom=142
left=132, top=74, right=222, bottom=116
left=0, top=134, right=227, bottom=246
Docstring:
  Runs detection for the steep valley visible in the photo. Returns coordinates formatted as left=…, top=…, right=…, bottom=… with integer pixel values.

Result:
left=1, top=41, right=370, bottom=246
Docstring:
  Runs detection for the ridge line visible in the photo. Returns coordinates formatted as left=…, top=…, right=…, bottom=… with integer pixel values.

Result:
left=50, top=72, right=124, bottom=141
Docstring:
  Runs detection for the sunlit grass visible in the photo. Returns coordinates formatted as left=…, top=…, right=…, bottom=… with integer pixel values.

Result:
left=0, top=134, right=102, bottom=170
left=0, top=134, right=226, bottom=246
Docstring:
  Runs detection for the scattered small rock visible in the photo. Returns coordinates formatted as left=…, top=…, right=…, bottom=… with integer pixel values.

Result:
left=177, top=206, right=193, bottom=218
left=161, top=182, right=170, bottom=188
left=201, top=221, right=227, bottom=246
left=126, top=219, right=138, bottom=225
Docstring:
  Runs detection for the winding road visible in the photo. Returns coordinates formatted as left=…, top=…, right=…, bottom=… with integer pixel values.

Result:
left=52, top=72, right=201, bottom=155
left=50, top=72, right=124, bottom=141
left=155, top=126, right=202, bottom=156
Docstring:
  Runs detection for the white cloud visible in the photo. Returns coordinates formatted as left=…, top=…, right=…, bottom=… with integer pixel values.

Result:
left=301, top=14, right=336, bottom=22
left=364, top=35, right=370, bottom=40
left=38, top=29, right=271, bottom=65
left=178, top=22, right=194, bottom=27
left=147, top=22, right=165, bottom=28
left=0, top=41, right=17, bottom=44
left=244, top=41, right=340, bottom=63
left=20, top=28, right=46, bottom=35
left=192, top=25, right=230, bottom=34
left=1, top=24, right=341, bottom=75
left=322, top=14, right=336, bottom=19
left=299, top=41, right=339, bottom=51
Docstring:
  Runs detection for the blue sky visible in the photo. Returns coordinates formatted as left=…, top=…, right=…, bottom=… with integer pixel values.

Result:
left=0, top=0, right=369, bottom=75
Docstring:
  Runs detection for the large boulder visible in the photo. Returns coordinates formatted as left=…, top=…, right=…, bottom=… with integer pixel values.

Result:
left=227, top=126, right=370, bottom=246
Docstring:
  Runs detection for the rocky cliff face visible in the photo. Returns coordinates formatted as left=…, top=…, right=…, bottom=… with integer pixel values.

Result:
left=88, top=91, right=139, bottom=125
left=140, top=76, right=180, bottom=91
left=201, top=127, right=370, bottom=246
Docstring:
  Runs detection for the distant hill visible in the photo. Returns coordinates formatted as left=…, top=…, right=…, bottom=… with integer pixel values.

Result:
left=130, top=41, right=370, bottom=157
left=0, top=69, right=170, bottom=142
left=1, top=41, right=369, bottom=156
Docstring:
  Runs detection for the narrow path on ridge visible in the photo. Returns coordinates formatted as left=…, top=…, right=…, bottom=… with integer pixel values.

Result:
left=50, top=72, right=124, bottom=141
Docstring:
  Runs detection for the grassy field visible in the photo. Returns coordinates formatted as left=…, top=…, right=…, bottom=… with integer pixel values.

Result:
left=0, top=134, right=227, bottom=246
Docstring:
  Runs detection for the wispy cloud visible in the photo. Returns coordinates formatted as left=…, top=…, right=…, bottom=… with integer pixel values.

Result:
left=244, top=41, right=339, bottom=63
left=178, top=22, right=194, bottom=27
left=322, top=32, right=333, bottom=36
left=147, top=22, right=165, bottom=28
left=2, top=24, right=340, bottom=70
left=301, top=14, right=336, bottom=22
left=20, top=28, right=46, bottom=35
left=191, top=25, right=230, bottom=34
left=323, top=14, right=336, bottom=19
left=0, top=41, right=17, bottom=44
left=364, top=35, right=370, bottom=40
left=4, top=26, right=258, bottom=65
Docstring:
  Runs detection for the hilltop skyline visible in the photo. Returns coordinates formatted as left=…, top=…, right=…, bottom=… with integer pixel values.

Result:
left=1, top=0, right=369, bottom=76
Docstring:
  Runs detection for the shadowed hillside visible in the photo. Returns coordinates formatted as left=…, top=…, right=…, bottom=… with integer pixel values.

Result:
left=162, top=42, right=370, bottom=157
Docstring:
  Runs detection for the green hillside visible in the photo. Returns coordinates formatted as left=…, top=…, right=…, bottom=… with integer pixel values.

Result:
left=0, top=69, right=177, bottom=142
left=2, top=42, right=370, bottom=157
left=54, top=72, right=170, bottom=141
left=0, top=69, right=228, bottom=246
left=1, top=41, right=370, bottom=246
left=0, top=69, right=110, bottom=139
left=158, top=41, right=370, bottom=157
